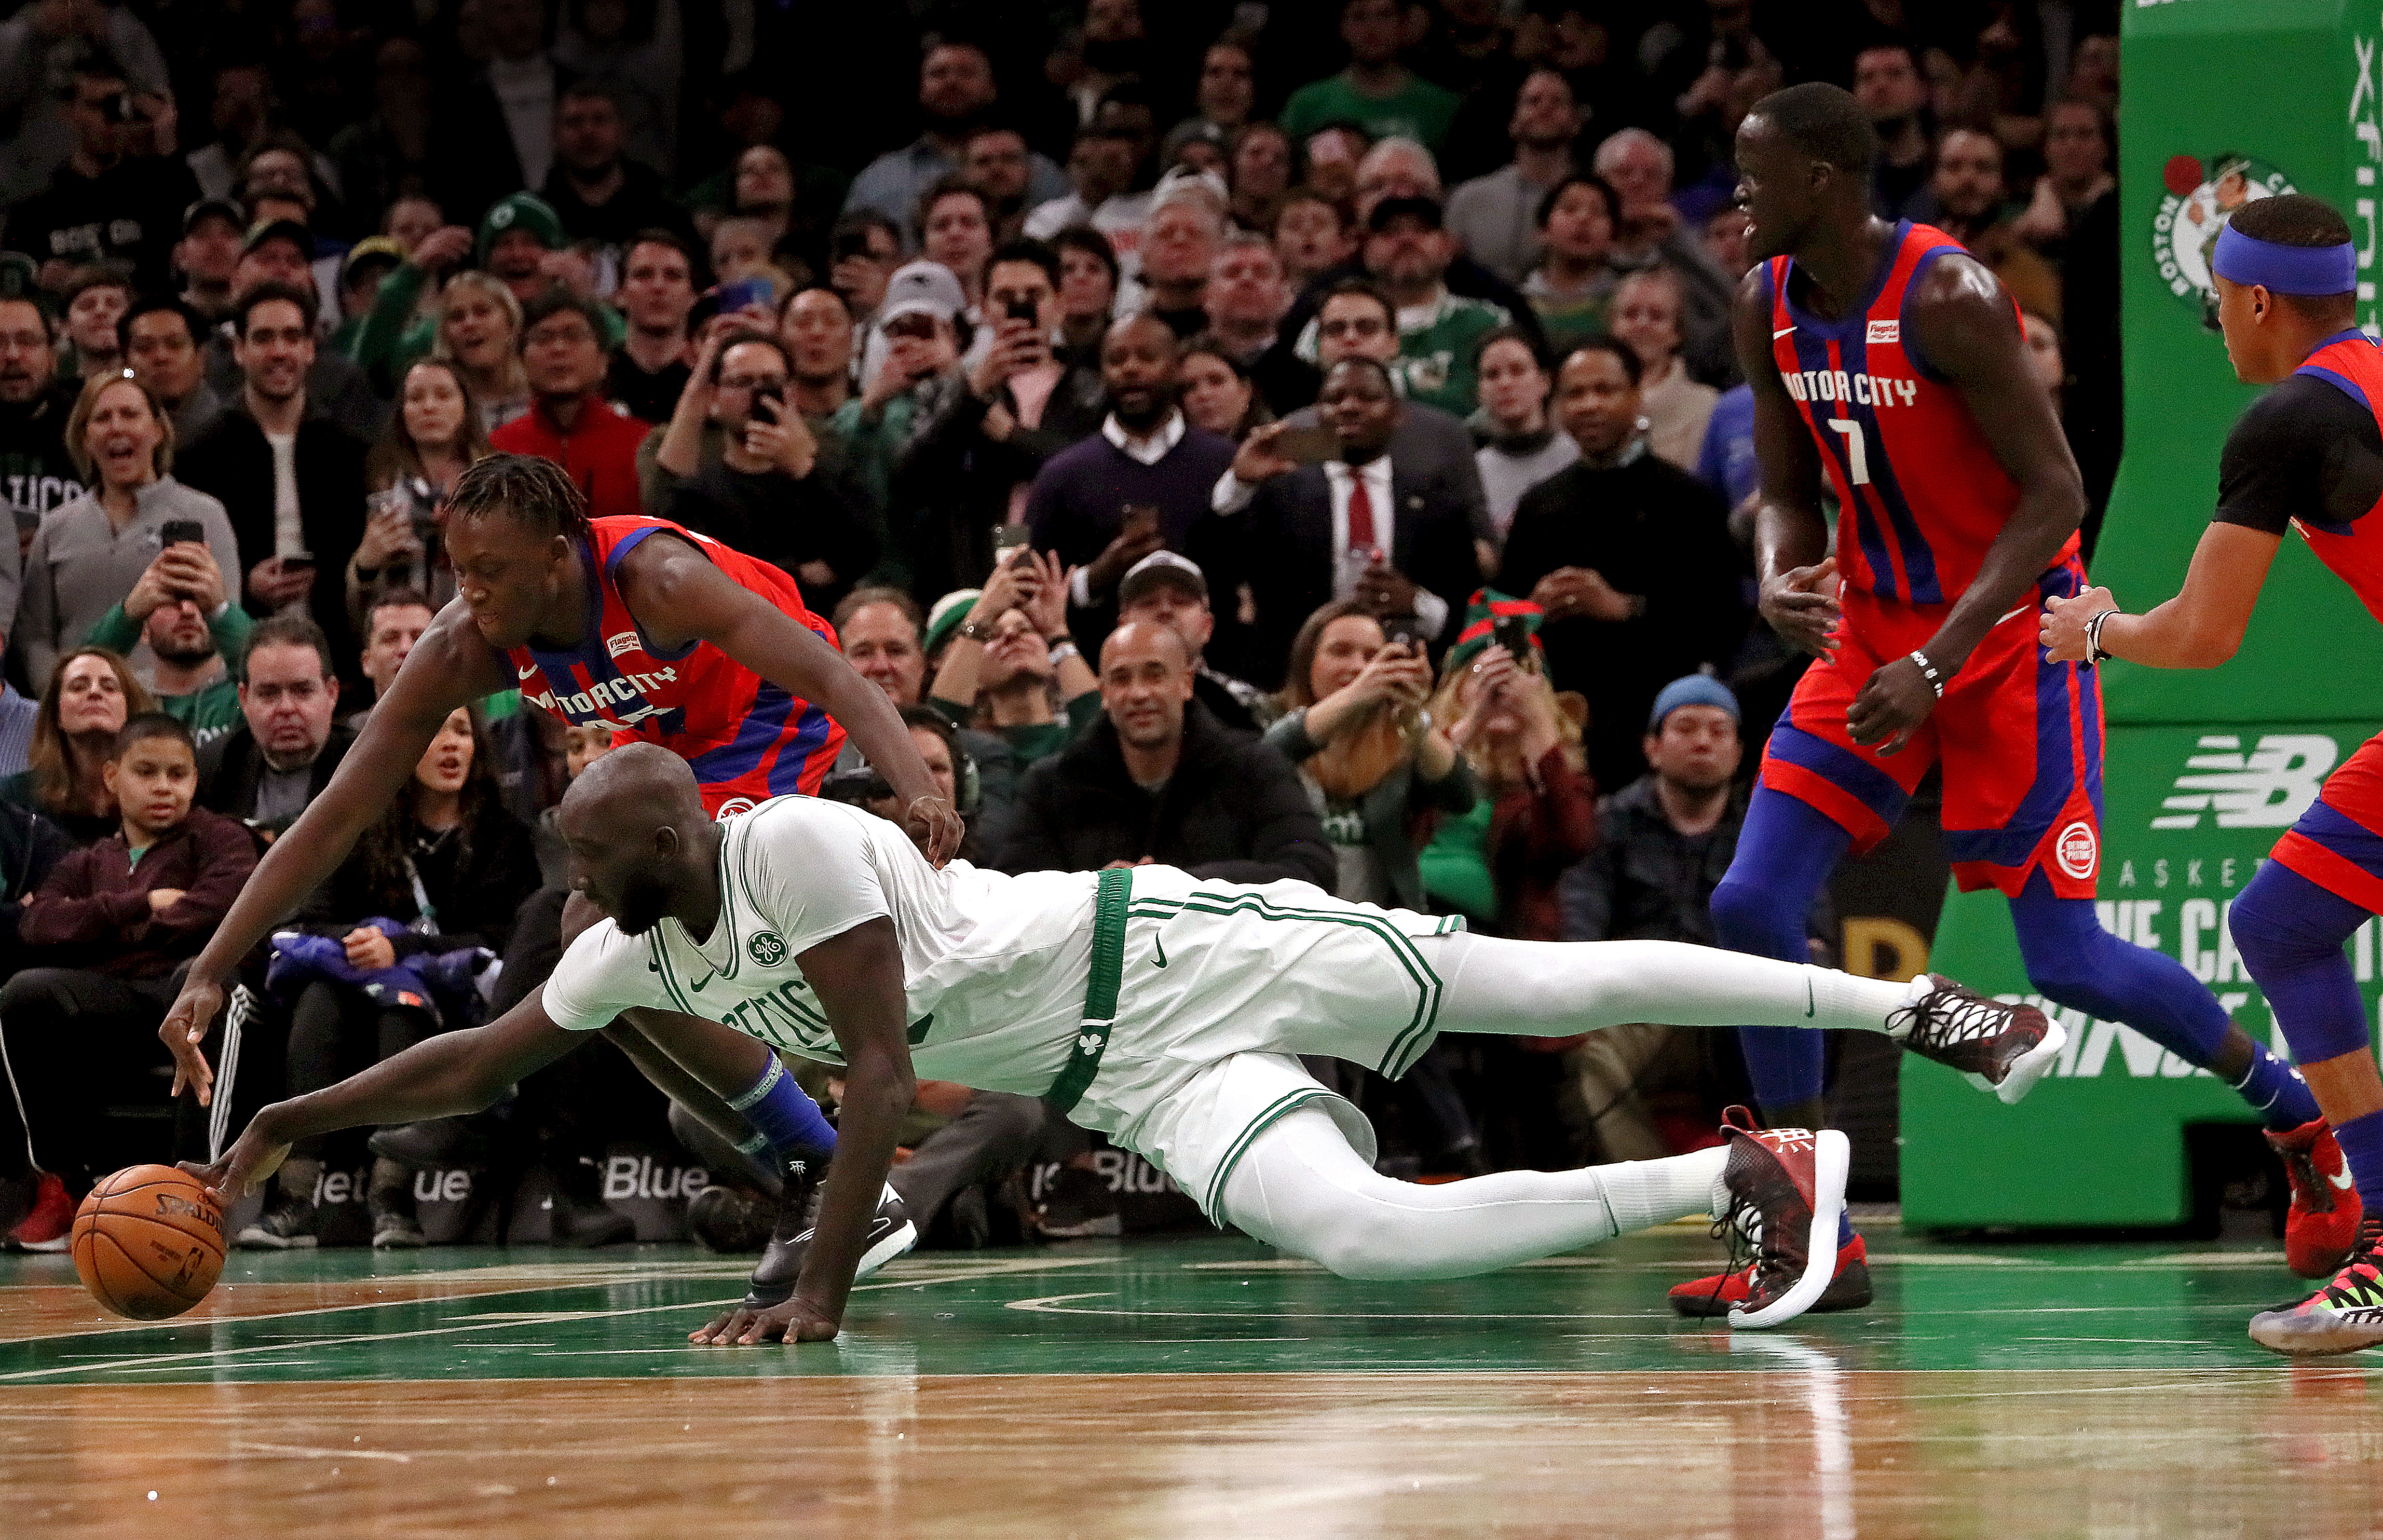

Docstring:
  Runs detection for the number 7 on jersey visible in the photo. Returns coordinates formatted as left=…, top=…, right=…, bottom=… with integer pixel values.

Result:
left=1826, top=417, right=1872, bottom=486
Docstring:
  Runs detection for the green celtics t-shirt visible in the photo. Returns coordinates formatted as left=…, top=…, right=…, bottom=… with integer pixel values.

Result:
left=1281, top=71, right=1462, bottom=152
left=1391, top=292, right=1508, bottom=417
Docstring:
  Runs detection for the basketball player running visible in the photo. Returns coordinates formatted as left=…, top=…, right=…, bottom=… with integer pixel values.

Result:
left=1688, top=85, right=2333, bottom=1318
left=2044, top=193, right=2383, bottom=1354
left=190, top=741, right=2059, bottom=1343
left=153, top=455, right=957, bottom=1281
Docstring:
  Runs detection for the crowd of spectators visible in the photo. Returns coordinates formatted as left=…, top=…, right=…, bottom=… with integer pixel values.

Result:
left=0, top=0, right=2126, bottom=1249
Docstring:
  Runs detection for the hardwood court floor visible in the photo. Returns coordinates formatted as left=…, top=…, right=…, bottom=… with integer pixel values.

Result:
left=3, top=1226, right=2380, bottom=1538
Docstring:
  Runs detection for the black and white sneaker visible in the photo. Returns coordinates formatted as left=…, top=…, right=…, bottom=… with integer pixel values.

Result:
left=1886, top=974, right=2065, bottom=1105
left=740, top=1184, right=915, bottom=1310
left=237, top=1193, right=320, bottom=1250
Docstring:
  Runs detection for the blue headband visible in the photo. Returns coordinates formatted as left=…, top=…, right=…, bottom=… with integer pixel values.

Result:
left=2212, top=222, right=2356, bottom=296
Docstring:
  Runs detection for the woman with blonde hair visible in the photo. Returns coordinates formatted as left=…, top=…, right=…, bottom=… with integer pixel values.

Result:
left=429, top=271, right=530, bottom=432
left=1419, top=612, right=1596, bottom=942
left=0, top=648, right=157, bottom=846
left=352, top=358, right=494, bottom=619
left=19, top=374, right=239, bottom=689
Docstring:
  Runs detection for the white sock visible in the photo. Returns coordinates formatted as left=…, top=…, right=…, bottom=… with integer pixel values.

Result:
left=1590, top=1144, right=1733, bottom=1234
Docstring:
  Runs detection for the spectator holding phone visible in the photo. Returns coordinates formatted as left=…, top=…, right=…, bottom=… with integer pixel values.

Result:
left=1201, top=356, right=1480, bottom=687
left=18, top=373, right=237, bottom=689
left=81, top=531, right=248, bottom=748
left=1265, top=598, right=1473, bottom=911
left=925, top=547, right=1101, bottom=769
left=351, top=358, right=492, bottom=621
left=1421, top=625, right=1595, bottom=942
left=661, top=331, right=879, bottom=617
left=897, top=240, right=1107, bottom=602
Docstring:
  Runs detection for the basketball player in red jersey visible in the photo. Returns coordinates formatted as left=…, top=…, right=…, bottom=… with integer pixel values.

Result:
left=151, top=455, right=956, bottom=1286
left=2044, top=193, right=2383, bottom=1353
left=1682, top=85, right=2335, bottom=1321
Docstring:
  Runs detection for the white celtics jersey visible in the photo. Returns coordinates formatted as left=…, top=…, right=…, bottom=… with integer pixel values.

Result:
left=541, top=797, right=1099, bottom=1093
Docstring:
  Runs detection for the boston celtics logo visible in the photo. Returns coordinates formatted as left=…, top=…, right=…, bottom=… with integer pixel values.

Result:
left=748, top=931, right=787, bottom=966
left=2153, top=153, right=2295, bottom=324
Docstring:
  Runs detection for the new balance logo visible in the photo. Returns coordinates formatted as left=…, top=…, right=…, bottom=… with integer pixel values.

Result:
left=2149, top=733, right=2337, bottom=829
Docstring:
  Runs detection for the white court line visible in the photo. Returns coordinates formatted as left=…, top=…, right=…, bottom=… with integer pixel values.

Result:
left=230, top=1440, right=413, bottom=1462
left=0, top=1256, right=1115, bottom=1383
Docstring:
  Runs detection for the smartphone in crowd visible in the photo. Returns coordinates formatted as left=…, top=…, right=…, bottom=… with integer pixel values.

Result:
left=1273, top=425, right=1339, bottom=464
left=992, top=525, right=1033, bottom=567
left=1120, top=504, right=1161, bottom=543
left=1492, top=613, right=1537, bottom=670
left=159, top=519, right=205, bottom=549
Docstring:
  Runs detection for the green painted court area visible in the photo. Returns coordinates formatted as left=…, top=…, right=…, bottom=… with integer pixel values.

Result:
left=0, top=1225, right=2334, bottom=1384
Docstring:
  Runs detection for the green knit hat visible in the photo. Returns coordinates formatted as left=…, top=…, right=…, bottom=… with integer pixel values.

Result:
left=1444, top=588, right=1547, bottom=674
left=922, top=589, right=982, bottom=658
left=477, top=193, right=566, bottom=266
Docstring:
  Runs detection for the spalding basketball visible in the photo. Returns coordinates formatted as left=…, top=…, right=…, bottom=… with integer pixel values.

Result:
left=71, top=1165, right=227, bottom=1320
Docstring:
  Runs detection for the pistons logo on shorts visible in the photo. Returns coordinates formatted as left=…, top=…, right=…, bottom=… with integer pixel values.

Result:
left=2055, top=820, right=2099, bottom=881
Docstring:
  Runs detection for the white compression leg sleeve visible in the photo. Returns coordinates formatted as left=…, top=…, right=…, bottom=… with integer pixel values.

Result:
left=1420, top=933, right=1917, bottom=1040
left=1218, top=1105, right=1731, bottom=1282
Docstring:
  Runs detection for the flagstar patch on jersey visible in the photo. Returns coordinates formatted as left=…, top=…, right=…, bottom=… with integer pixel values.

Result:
left=1867, top=319, right=1899, bottom=344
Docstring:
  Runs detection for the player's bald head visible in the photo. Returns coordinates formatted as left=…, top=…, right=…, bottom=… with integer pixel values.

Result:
left=560, top=741, right=706, bottom=841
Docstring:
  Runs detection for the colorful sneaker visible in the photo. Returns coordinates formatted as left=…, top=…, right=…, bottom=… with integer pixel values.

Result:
left=1887, top=976, right=2065, bottom=1105
left=1669, top=1233, right=1874, bottom=1318
left=4, top=1171, right=73, bottom=1252
left=741, top=1183, right=915, bottom=1311
left=2250, top=1219, right=2383, bottom=1355
left=2268, top=1119, right=2365, bottom=1279
left=1709, top=1108, right=1850, bottom=1330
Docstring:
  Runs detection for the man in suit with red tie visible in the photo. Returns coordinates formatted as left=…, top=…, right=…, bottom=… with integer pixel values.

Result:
left=1197, top=357, right=1480, bottom=687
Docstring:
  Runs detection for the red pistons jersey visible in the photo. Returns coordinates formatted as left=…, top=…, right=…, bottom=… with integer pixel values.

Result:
left=1767, top=220, right=2078, bottom=608
left=2285, top=330, right=2383, bottom=623
left=506, top=516, right=846, bottom=816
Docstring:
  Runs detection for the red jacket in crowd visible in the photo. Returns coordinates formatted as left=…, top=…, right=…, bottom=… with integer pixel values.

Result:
left=489, top=393, right=651, bottom=523
left=19, top=809, right=260, bottom=977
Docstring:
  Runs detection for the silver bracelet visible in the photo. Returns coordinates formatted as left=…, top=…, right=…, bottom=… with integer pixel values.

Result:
left=1047, top=640, right=1080, bottom=666
left=1907, top=649, right=1944, bottom=699
left=2082, top=607, right=2119, bottom=664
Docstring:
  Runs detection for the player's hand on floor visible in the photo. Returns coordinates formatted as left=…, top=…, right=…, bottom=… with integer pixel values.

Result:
left=1760, top=557, right=1842, bottom=655
left=906, top=796, right=965, bottom=867
left=2039, top=585, right=2113, bottom=664
left=1846, top=653, right=1936, bottom=755
left=160, top=974, right=225, bottom=1104
left=689, top=1296, right=840, bottom=1345
left=181, top=1124, right=291, bottom=1207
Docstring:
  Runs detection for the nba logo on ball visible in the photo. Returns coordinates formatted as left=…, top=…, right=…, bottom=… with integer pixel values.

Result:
left=749, top=931, right=787, bottom=966
left=2055, top=821, right=2099, bottom=881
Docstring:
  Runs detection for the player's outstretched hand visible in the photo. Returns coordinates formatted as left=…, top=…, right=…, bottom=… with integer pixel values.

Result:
left=689, top=1295, right=840, bottom=1345
left=180, top=1119, right=291, bottom=1208
left=160, top=973, right=227, bottom=1106
left=2039, top=585, right=2113, bottom=664
left=1760, top=557, right=1841, bottom=655
left=906, top=795, right=965, bottom=867
left=1846, top=653, right=1936, bottom=756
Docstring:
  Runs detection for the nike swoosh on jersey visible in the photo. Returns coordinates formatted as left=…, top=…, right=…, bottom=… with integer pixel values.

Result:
left=1773, top=325, right=1796, bottom=338
left=518, top=663, right=540, bottom=680
left=1804, top=977, right=1815, bottom=1017
left=1153, top=934, right=1167, bottom=968
left=690, top=971, right=715, bottom=992
left=2332, top=1166, right=2359, bottom=1190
